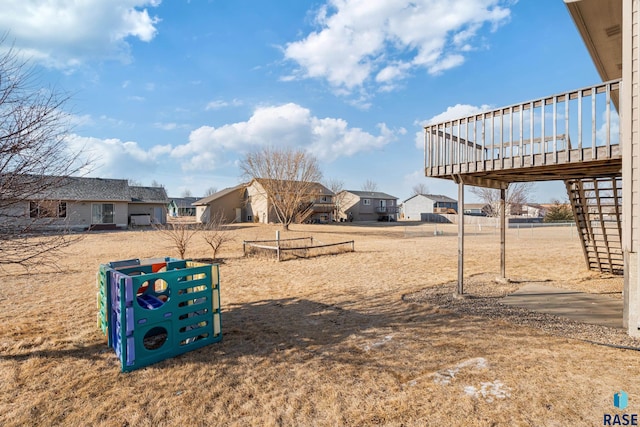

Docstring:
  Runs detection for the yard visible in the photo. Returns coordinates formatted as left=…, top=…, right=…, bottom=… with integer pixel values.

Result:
left=0, top=222, right=638, bottom=426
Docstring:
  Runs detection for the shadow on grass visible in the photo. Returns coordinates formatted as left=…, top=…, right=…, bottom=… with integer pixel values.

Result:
left=181, top=296, right=493, bottom=365
left=0, top=342, right=108, bottom=362
left=0, top=295, right=508, bottom=368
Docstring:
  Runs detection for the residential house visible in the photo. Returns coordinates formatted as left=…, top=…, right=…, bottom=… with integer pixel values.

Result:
left=401, top=194, right=457, bottom=221
left=463, top=203, right=492, bottom=216
left=5, top=176, right=168, bottom=230
left=129, top=186, right=169, bottom=225
left=168, top=197, right=199, bottom=217
left=193, top=185, right=245, bottom=224
left=245, top=179, right=334, bottom=224
left=511, top=203, right=545, bottom=218
left=338, top=190, right=399, bottom=222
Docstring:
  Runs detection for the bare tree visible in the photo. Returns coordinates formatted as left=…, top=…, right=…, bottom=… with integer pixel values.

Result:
left=150, top=179, right=164, bottom=188
left=181, top=189, right=193, bottom=198
left=204, top=186, right=218, bottom=197
left=0, top=37, right=88, bottom=268
left=469, top=182, right=536, bottom=217
left=239, top=146, right=322, bottom=230
left=128, top=178, right=142, bottom=186
left=325, top=178, right=346, bottom=221
left=411, top=182, right=429, bottom=196
left=201, top=211, right=234, bottom=261
left=361, top=179, right=378, bottom=192
left=154, top=223, right=198, bottom=259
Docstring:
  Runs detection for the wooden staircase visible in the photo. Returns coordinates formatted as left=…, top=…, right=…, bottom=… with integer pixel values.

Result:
left=565, top=176, right=623, bottom=274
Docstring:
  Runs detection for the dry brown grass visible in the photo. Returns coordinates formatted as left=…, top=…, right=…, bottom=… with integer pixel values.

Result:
left=1, top=222, right=638, bottom=426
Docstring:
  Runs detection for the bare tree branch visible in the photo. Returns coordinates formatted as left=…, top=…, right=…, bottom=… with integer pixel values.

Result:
left=361, top=179, right=378, bottom=192
left=0, top=36, right=88, bottom=268
left=411, top=182, right=429, bottom=196
left=204, top=187, right=218, bottom=197
left=469, top=182, right=536, bottom=217
left=154, top=223, right=198, bottom=259
left=325, top=178, right=346, bottom=221
left=239, top=146, right=323, bottom=230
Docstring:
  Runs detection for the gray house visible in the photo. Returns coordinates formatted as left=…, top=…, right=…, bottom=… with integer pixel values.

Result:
left=168, top=197, right=199, bottom=217
left=5, top=176, right=168, bottom=230
left=401, top=194, right=458, bottom=221
left=338, top=190, right=399, bottom=221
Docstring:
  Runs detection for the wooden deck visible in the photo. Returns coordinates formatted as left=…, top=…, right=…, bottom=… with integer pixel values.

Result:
left=425, top=80, right=624, bottom=278
left=424, top=80, right=621, bottom=186
left=426, top=145, right=621, bottom=183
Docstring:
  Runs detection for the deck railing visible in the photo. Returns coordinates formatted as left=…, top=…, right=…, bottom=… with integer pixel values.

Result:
left=424, top=80, right=621, bottom=178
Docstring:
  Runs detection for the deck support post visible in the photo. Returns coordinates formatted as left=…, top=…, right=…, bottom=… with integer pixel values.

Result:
left=457, top=181, right=465, bottom=294
left=500, top=187, right=506, bottom=279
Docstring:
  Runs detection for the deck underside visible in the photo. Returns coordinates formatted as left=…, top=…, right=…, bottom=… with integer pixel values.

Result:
left=426, top=149, right=621, bottom=187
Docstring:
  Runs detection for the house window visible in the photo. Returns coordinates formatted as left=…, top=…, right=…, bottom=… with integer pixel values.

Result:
left=321, top=196, right=330, bottom=203
left=92, top=203, right=115, bottom=224
left=30, top=201, right=67, bottom=218
left=247, top=215, right=253, bottom=221
left=363, top=199, right=371, bottom=205
left=388, top=200, right=394, bottom=206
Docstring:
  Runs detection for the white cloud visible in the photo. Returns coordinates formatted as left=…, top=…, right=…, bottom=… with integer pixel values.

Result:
left=415, top=103, right=491, bottom=148
left=284, top=0, right=511, bottom=93
left=154, top=122, right=178, bottom=130
left=172, top=103, right=400, bottom=170
left=66, top=104, right=400, bottom=179
left=205, top=99, right=244, bottom=110
left=65, top=134, right=171, bottom=178
left=0, top=0, right=162, bottom=68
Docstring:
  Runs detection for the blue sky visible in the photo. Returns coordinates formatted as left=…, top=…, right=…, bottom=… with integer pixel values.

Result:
left=1, top=0, right=601, bottom=201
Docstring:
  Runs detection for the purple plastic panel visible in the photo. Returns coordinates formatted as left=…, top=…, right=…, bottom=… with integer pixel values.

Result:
left=125, top=276, right=134, bottom=304
left=126, top=307, right=135, bottom=335
left=126, top=336, right=135, bottom=365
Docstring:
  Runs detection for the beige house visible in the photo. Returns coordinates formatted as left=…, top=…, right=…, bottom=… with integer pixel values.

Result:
left=245, top=179, right=334, bottom=224
left=3, top=176, right=167, bottom=230
left=193, top=185, right=245, bottom=224
left=193, top=179, right=334, bottom=225
left=338, top=190, right=399, bottom=222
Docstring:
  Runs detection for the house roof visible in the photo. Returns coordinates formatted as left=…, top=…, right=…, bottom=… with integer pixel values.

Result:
left=403, top=193, right=457, bottom=203
left=193, top=184, right=246, bottom=206
left=464, top=203, right=490, bottom=210
left=168, top=196, right=200, bottom=207
left=423, top=194, right=457, bottom=203
left=20, top=175, right=168, bottom=203
left=522, top=203, right=544, bottom=209
left=31, top=176, right=131, bottom=201
left=129, top=186, right=168, bottom=204
left=343, top=190, right=398, bottom=200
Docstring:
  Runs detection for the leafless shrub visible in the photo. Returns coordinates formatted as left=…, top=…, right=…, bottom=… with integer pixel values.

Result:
left=201, top=211, right=234, bottom=261
left=154, top=222, right=198, bottom=259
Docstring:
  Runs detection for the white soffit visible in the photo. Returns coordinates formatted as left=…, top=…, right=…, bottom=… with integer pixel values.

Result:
left=565, top=0, right=622, bottom=81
